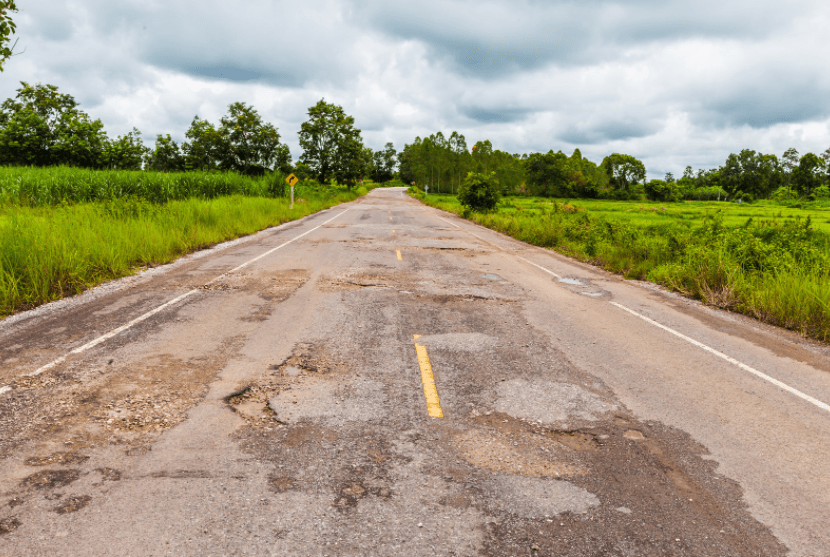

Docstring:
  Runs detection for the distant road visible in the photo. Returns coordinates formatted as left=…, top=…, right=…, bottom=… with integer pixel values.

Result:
left=1, top=187, right=828, bottom=556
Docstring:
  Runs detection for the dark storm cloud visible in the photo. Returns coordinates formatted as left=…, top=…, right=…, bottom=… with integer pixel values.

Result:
left=558, top=119, right=661, bottom=145
left=462, top=106, right=535, bottom=124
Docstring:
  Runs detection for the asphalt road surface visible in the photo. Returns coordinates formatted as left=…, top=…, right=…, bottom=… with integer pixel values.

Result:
left=1, top=187, right=829, bottom=557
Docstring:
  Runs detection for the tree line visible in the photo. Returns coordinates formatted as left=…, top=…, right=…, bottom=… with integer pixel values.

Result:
left=400, top=134, right=830, bottom=202
left=0, top=83, right=398, bottom=188
left=3, top=81, right=830, bottom=201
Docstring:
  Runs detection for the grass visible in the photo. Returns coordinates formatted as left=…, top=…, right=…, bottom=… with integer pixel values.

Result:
left=414, top=192, right=830, bottom=343
left=0, top=186, right=360, bottom=317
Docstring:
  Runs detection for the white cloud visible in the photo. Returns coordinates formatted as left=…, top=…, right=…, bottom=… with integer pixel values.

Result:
left=2, top=0, right=829, bottom=174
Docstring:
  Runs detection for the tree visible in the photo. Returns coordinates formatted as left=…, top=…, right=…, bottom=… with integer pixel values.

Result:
left=719, top=150, right=780, bottom=199
left=182, top=116, right=221, bottom=171
left=370, top=142, right=397, bottom=182
left=458, top=171, right=499, bottom=212
left=0, top=82, right=109, bottom=168
left=792, top=153, right=823, bottom=197
left=145, top=134, right=185, bottom=172
left=1, top=1, right=18, bottom=72
left=104, top=128, right=148, bottom=170
left=298, top=99, right=364, bottom=187
left=525, top=151, right=569, bottom=197
left=218, top=102, right=285, bottom=175
left=601, top=153, right=646, bottom=192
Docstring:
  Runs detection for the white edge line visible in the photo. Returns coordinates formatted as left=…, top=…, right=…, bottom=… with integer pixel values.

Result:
left=20, top=209, right=350, bottom=380
left=610, top=301, right=830, bottom=414
left=518, top=257, right=562, bottom=279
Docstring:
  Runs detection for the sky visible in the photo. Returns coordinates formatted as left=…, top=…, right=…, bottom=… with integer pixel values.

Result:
left=3, top=0, right=830, bottom=177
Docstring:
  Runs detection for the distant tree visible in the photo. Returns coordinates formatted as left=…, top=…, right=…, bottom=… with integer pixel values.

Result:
left=182, top=116, right=222, bottom=171
left=792, top=153, right=823, bottom=197
left=0, top=1, right=18, bottom=72
left=601, top=153, right=646, bottom=191
left=0, top=82, right=110, bottom=168
left=782, top=147, right=800, bottom=195
left=218, top=102, right=285, bottom=175
left=448, top=132, right=469, bottom=193
left=683, top=166, right=694, bottom=180
left=370, top=142, right=397, bottom=182
left=104, top=128, right=147, bottom=170
left=525, top=151, right=569, bottom=197
left=298, top=99, right=364, bottom=187
left=719, top=150, right=779, bottom=199
left=144, top=134, right=185, bottom=172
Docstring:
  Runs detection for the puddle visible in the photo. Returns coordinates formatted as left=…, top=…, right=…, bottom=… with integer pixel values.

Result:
left=481, top=274, right=503, bottom=281
left=579, top=292, right=604, bottom=297
left=558, top=278, right=583, bottom=286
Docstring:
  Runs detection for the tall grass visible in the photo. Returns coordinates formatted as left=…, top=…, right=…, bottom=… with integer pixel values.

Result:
left=418, top=193, right=830, bottom=343
left=0, top=193, right=357, bottom=316
left=0, top=166, right=330, bottom=205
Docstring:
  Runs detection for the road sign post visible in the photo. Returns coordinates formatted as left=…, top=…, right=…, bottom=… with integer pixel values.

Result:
left=285, top=173, right=299, bottom=208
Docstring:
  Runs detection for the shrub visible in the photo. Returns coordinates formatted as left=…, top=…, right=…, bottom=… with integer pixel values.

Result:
left=457, top=171, right=500, bottom=212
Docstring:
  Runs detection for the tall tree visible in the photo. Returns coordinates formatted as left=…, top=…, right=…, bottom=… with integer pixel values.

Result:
left=144, top=134, right=185, bottom=172
left=0, top=1, right=18, bottom=72
left=370, top=142, right=397, bottom=183
left=0, top=82, right=110, bottom=168
left=298, top=99, right=364, bottom=187
left=601, top=153, right=646, bottom=191
left=104, top=128, right=148, bottom=170
left=218, top=102, right=284, bottom=175
left=182, top=116, right=222, bottom=171
left=792, top=153, right=823, bottom=197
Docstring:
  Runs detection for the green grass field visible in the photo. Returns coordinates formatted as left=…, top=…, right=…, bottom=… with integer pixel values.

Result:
left=415, top=192, right=830, bottom=343
left=0, top=166, right=364, bottom=316
left=499, top=197, right=830, bottom=233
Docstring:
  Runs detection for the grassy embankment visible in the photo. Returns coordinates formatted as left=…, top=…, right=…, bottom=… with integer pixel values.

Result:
left=414, top=191, right=830, bottom=343
left=0, top=166, right=364, bottom=316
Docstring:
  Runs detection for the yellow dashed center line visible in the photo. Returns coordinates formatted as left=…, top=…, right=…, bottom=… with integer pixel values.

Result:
left=413, top=334, right=443, bottom=418
left=396, top=250, right=402, bottom=260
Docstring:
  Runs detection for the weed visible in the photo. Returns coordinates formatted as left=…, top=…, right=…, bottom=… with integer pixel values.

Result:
left=416, top=193, right=830, bottom=343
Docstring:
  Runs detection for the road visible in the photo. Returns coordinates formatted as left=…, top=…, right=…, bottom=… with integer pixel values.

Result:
left=1, top=187, right=829, bottom=556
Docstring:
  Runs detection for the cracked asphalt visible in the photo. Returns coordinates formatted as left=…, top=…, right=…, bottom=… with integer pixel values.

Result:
left=1, top=187, right=829, bottom=556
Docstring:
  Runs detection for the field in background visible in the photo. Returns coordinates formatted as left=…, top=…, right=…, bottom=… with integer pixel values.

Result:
left=0, top=166, right=364, bottom=316
left=415, top=192, right=830, bottom=343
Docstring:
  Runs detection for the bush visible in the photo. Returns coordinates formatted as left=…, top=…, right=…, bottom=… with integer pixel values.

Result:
left=457, top=171, right=500, bottom=212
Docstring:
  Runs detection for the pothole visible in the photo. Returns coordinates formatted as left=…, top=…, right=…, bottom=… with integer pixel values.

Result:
left=455, top=429, right=582, bottom=478
left=54, top=495, right=91, bottom=514
left=268, top=376, right=387, bottom=425
left=24, top=452, right=89, bottom=467
left=484, top=475, right=599, bottom=519
left=22, top=469, right=81, bottom=489
left=495, top=380, right=617, bottom=425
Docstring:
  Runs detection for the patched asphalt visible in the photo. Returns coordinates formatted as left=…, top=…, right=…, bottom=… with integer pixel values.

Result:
left=0, top=188, right=828, bottom=556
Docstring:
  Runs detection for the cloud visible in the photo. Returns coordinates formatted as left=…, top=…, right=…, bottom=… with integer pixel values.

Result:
left=2, top=0, right=829, bottom=174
